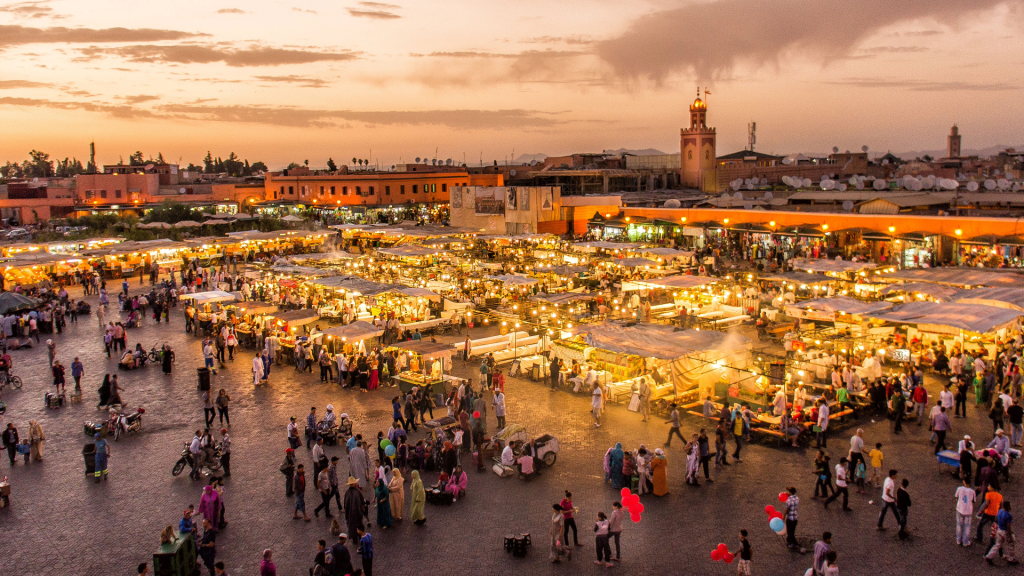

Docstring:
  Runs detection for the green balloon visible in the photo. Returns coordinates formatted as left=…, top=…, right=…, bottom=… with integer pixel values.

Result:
left=380, top=439, right=392, bottom=449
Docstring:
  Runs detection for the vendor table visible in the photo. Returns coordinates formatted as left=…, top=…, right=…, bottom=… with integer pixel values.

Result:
left=396, top=372, right=446, bottom=394
left=400, top=318, right=446, bottom=333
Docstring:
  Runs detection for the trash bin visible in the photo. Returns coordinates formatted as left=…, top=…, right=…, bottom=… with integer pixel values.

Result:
left=82, top=443, right=96, bottom=476
left=197, top=367, right=211, bottom=391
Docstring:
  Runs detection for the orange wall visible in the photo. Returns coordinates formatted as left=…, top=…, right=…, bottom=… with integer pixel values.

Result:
left=264, top=171, right=503, bottom=207
left=620, top=207, right=1024, bottom=238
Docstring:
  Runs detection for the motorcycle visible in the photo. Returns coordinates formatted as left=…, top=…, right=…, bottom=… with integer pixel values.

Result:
left=108, top=406, right=145, bottom=440
left=148, top=345, right=176, bottom=364
left=172, top=441, right=223, bottom=478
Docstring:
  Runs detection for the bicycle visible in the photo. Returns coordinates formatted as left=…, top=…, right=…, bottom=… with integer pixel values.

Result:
left=0, top=371, right=22, bottom=391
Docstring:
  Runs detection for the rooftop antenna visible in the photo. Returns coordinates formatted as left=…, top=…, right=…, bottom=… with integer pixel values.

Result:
left=747, top=121, right=757, bottom=152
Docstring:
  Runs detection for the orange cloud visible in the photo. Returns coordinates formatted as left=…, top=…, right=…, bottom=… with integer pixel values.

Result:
left=76, top=44, right=360, bottom=67
left=0, top=24, right=202, bottom=47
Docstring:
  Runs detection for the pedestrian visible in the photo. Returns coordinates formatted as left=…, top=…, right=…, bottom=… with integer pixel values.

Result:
left=328, top=456, right=342, bottom=513
left=955, top=477, right=976, bottom=546
left=731, top=529, right=752, bottom=576
left=410, top=469, right=426, bottom=526
left=162, top=346, right=174, bottom=375
left=219, top=428, right=231, bottom=477
left=93, top=432, right=109, bottom=482
left=28, top=420, right=45, bottom=462
left=732, top=406, right=745, bottom=462
left=330, top=534, right=355, bottom=576
left=868, top=442, right=884, bottom=487
left=312, top=437, right=327, bottom=478
left=549, top=503, right=570, bottom=563
left=213, top=562, right=226, bottom=576
left=784, top=487, right=799, bottom=548
left=593, top=511, right=613, bottom=567
left=985, top=501, right=1019, bottom=565
left=812, top=532, right=832, bottom=576
left=877, top=469, right=901, bottom=531
left=71, top=357, right=84, bottom=392
left=198, top=484, right=222, bottom=530
left=848, top=429, right=865, bottom=473
left=561, top=490, right=581, bottom=547
left=281, top=448, right=296, bottom=496
left=252, top=352, right=264, bottom=386
left=978, top=484, right=1003, bottom=547
left=306, top=407, right=318, bottom=450
left=357, top=525, right=374, bottom=576
left=591, top=382, right=604, bottom=428
left=197, top=519, right=217, bottom=576
left=203, top=340, right=217, bottom=375
left=896, top=478, right=912, bottom=538
left=314, top=464, right=333, bottom=519
left=651, top=448, right=668, bottom=496
left=2, top=423, right=18, bottom=465
left=492, top=389, right=506, bottom=430
left=259, top=549, right=276, bottom=576
left=664, top=403, right=685, bottom=447
left=203, top=391, right=216, bottom=428
left=293, top=464, right=311, bottom=521
left=815, top=399, right=830, bottom=448
left=344, top=477, right=367, bottom=542
left=609, top=501, right=624, bottom=562
left=824, top=457, right=852, bottom=511
left=51, top=360, right=66, bottom=395
left=932, top=405, right=952, bottom=454
left=715, top=420, right=729, bottom=467
left=46, top=339, right=56, bottom=367
left=216, top=390, right=230, bottom=426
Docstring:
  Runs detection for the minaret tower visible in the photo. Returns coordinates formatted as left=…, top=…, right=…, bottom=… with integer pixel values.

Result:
left=680, top=87, right=717, bottom=192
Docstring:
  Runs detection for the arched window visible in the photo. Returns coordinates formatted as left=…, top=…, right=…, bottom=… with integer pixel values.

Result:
left=705, top=151, right=710, bottom=160
left=688, top=151, right=693, bottom=160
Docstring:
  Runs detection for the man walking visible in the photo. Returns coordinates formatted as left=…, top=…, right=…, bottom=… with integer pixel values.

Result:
left=815, top=399, right=829, bottom=448
left=985, top=501, right=1019, bottom=566
left=812, top=532, right=833, bottom=576
left=896, top=478, right=912, bottom=538
left=357, top=525, right=374, bottom=576
left=784, top=487, right=799, bottom=549
left=955, top=477, right=976, bottom=546
left=638, top=377, right=652, bottom=422
left=932, top=406, right=952, bottom=454
left=664, top=404, right=685, bottom=447
left=313, top=465, right=333, bottom=518
left=824, top=457, right=852, bottom=511
left=877, top=469, right=901, bottom=531
left=328, top=457, right=342, bottom=512
left=219, top=428, right=231, bottom=477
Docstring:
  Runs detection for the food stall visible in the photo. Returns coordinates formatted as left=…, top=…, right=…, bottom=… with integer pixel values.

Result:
left=316, top=321, right=383, bottom=354
left=392, top=340, right=457, bottom=394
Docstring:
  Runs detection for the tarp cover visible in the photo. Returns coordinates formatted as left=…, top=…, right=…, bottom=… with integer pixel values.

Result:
left=571, top=241, right=642, bottom=251
left=622, top=275, right=717, bottom=291
left=569, top=323, right=749, bottom=360
left=862, top=301, right=1024, bottom=334
left=179, top=290, right=236, bottom=304
left=790, top=257, right=878, bottom=274
left=377, top=246, right=447, bottom=257
left=878, top=282, right=960, bottom=302
left=532, top=292, right=597, bottom=305
left=316, top=321, right=382, bottom=342
left=267, top=309, right=319, bottom=326
left=881, top=268, right=1024, bottom=288
left=786, top=297, right=893, bottom=315
left=952, top=287, right=1024, bottom=311
left=612, top=257, right=660, bottom=268
left=760, top=271, right=832, bottom=285
left=486, top=274, right=539, bottom=286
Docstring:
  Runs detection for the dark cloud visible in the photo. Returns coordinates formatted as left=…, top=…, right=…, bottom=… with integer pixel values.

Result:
left=0, top=79, right=51, bottom=88
left=825, top=78, right=1020, bottom=92
left=347, top=8, right=400, bottom=19
left=253, top=75, right=329, bottom=88
left=217, top=8, right=246, bottom=14
left=115, top=94, right=160, bottom=104
left=0, top=1, right=64, bottom=19
left=595, top=0, right=1018, bottom=81
left=0, top=25, right=202, bottom=47
left=77, top=44, right=360, bottom=67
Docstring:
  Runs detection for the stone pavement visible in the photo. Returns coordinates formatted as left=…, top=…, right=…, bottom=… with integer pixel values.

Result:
left=0, top=282, right=1019, bottom=575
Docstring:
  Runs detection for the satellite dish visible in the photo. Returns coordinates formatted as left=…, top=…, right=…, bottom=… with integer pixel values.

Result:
left=821, top=180, right=835, bottom=191
left=663, top=199, right=681, bottom=208
left=763, top=191, right=774, bottom=200
left=509, top=169, right=517, bottom=176
left=734, top=191, right=744, bottom=198
left=781, top=157, right=792, bottom=165
left=802, top=178, right=812, bottom=187
left=179, top=187, right=186, bottom=194
left=730, top=181, right=741, bottom=191
left=861, top=145, right=869, bottom=153
left=832, top=146, right=839, bottom=154
left=967, top=181, right=979, bottom=192
left=446, top=158, right=452, bottom=165
left=415, top=157, right=421, bottom=163
left=910, top=179, right=923, bottom=192
left=998, top=179, right=1011, bottom=190
left=838, top=183, right=848, bottom=192
left=144, top=164, right=154, bottom=170
left=820, top=174, right=829, bottom=182
left=921, top=176, right=935, bottom=189
left=746, top=182, right=754, bottom=190
left=1014, top=182, right=1023, bottom=192
left=743, top=202, right=752, bottom=210
left=529, top=160, right=537, bottom=166
left=985, top=179, right=997, bottom=190
left=759, top=178, right=767, bottom=185
left=842, top=200, right=854, bottom=211
left=855, top=180, right=864, bottom=190
left=873, top=179, right=887, bottom=191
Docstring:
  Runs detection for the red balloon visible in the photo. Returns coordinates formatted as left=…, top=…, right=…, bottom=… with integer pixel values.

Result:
left=633, top=503, right=645, bottom=514
left=770, top=511, right=784, bottom=520
left=473, top=411, right=480, bottom=418
left=717, top=543, right=728, bottom=553
left=628, top=494, right=640, bottom=506
left=778, top=492, right=789, bottom=503
left=630, top=512, right=642, bottom=522
left=710, top=550, right=723, bottom=561
left=620, top=488, right=631, bottom=498
left=723, top=552, right=735, bottom=564
left=764, top=505, right=776, bottom=515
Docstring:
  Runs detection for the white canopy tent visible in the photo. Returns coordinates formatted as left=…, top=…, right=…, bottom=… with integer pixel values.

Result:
left=878, top=282, right=960, bottom=302
left=790, top=257, right=879, bottom=275
left=862, top=301, right=1024, bottom=334
left=315, top=321, right=383, bottom=342
left=486, top=274, right=540, bottom=286
left=952, top=287, right=1024, bottom=311
left=784, top=297, right=893, bottom=322
left=179, top=290, right=236, bottom=304
left=621, top=275, right=717, bottom=292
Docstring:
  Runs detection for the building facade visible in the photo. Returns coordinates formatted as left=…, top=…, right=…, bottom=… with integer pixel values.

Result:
left=680, top=93, right=717, bottom=193
left=262, top=168, right=502, bottom=207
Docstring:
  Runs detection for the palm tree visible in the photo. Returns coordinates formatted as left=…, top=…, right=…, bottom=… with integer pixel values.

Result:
left=352, top=157, right=357, bottom=167
left=364, top=159, right=370, bottom=170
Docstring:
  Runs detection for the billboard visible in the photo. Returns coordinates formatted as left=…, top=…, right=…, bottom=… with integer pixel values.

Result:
left=475, top=188, right=505, bottom=215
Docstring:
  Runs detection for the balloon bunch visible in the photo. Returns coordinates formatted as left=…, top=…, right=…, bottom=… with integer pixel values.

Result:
left=710, top=543, right=734, bottom=564
left=766, top=492, right=787, bottom=534
left=380, top=438, right=396, bottom=458
left=619, top=488, right=645, bottom=522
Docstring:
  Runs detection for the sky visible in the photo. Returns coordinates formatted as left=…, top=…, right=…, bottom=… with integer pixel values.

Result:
left=1, top=0, right=1023, bottom=169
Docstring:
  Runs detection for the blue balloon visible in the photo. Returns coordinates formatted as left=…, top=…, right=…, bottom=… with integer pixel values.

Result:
left=769, top=517, right=784, bottom=532
left=385, top=445, right=396, bottom=457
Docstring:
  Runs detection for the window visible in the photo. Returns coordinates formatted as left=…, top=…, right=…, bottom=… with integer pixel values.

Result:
left=320, top=186, right=325, bottom=195
left=280, top=186, right=285, bottom=196
left=115, top=189, right=122, bottom=198
left=687, top=151, right=692, bottom=160
left=342, top=186, right=348, bottom=195
left=330, top=186, right=335, bottom=196
left=412, top=185, right=418, bottom=194
left=273, top=189, right=278, bottom=200
left=431, top=184, right=436, bottom=193
left=369, top=186, right=374, bottom=196
left=356, top=186, right=361, bottom=196
left=100, top=190, right=107, bottom=199
left=85, top=190, right=94, bottom=199
left=705, top=151, right=710, bottom=160
left=441, top=183, right=447, bottom=192
left=288, top=186, right=294, bottom=195
left=400, top=185, right=405, bottom=195
left=385, top=186, right=390, bottom=195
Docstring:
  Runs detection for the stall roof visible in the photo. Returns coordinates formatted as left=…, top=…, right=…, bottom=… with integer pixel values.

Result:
left=786, top=297, right=893, bottom=315
left=877, top=282, right=960, bottom=302
left=230, top=302, right=278, bottom=315
left=626, top=275, right=717, bottom=290
left=311, top=275, right=403, bottom=296
left=486, top=274, right=540, bottom=286
left=179, top=290, right=236, bottom=304
left=291, top=251, right=363, bottom=261
left=952, top=287, right=1024, bottom=311
left=396, top=340, right=456, bottom=357
left=862, top=301, right=1024, bottom=334
left=395, top=286, right=442, bottom=301
left=790, top=257, right=879, bottom=274
left=532, top=292, right=598, bottom=305
left=269, top=263, right=325, bottom=276
left=571, top=241, right=642, bottom=251
left=612, top=257, right=660, bottom=268
left=534, top=265, right=588, bottom=276
left=881, top=268, right=1024, bottom=288
left=267, top=309, right=319, bottom=326
left=760, top=271, right=832, bottom=285
left=569, top=323, right=750, bottom=360
left=316, top=321, right=382, bottom=342
left=377, top=246, right=447, bottom=257
left=640, top=248, right=694, bottom=259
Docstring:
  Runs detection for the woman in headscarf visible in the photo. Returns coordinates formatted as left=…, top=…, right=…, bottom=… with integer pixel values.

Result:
left=409, top=470, right=426, bottom=525
left=650, top=448, right=668, bottom=496
left=198, top=484, right=222, bottom=530
left=446, top=465, right=467, bottom=502
left=388, top=468, right=405, bottom=521
left=374, top=478, right=393, bottom=529
left=636, top=446, right=651, bottom=495
left=685, top=433, right=700, bottom=486
left=161, top=344, right=174, bottom=375
left=97, top=374, right=111, bottom=408
left=28, top=420, right=45, bottom=462
left=549, top=503, right=570, bottom=563
left=608, top=443, right=625, bottom=489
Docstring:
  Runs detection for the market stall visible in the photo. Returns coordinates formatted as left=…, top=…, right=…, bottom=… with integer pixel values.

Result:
left=392, top=340, right=457, bottom=394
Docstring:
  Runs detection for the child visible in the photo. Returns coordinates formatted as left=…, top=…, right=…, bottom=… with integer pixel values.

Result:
left=594, top=511, right=612, bottom=567
left=854, top=458, right=867, bottom=494
left=868, top=442, right=884, bottom=487
left=732, top=529, right=752, bottom=575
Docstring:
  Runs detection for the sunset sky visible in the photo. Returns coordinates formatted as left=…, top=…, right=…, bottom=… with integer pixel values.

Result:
left=1, top=0, right=1023, bottom=169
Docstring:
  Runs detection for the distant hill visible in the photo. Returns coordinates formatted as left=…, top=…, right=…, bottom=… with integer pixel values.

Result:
left=883, top=144, right=1024, bottom=161
left=512, top=148, right=668, bottom=165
